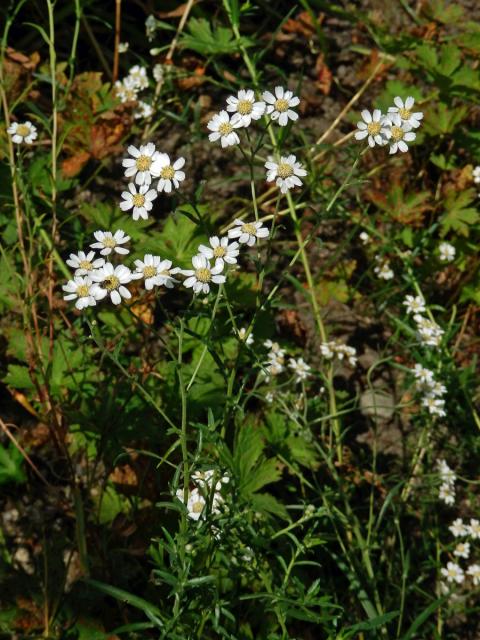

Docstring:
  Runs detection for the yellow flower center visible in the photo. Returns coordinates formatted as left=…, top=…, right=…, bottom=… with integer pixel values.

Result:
left=367, top=122, right=381, bottom=136
left=213, top=246, right=226, bottom=258
left=160, top=165, right=175, bottom=180
left=79, top=260, right=92, bottom=271
left=391, top=126, right=404, bottom=142
left=192, top=500, right=204, bottom=513
left=274, top=98, right=289, bottom=112
left=237, top=99, right=253, bottom=115
left=132, top=193, right=145, bottom=207
left=104, top=276, right=120, bottom=291
left=218, top=122, right=233, bottom=136
left=77, top=284, right=90, bottom=297
left=17, top=124, right=31, bottom=137
left=399, top=107, right=411, bottom=120
left=103, top=237, right=116, bottom=248
left=241, top=223, right=257, bottom=235
left=143, top=266, right=157, bottom=278
left=136, top=155, right=152, bottom=171
left=277, top=162, right=293, bottom=178
left=195, top=268, right=212, bottom=283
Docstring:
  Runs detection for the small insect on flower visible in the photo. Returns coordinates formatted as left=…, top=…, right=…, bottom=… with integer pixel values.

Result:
left=238, top=327, right=254, bottom=346
left=90, top=230, right=130, bottom=256
left=383, top=113, right=416, bottom=154
left=7, top=121, right=38, bottom=145
left=207, top=110, right=242, bottom=148
left=127, top=65, right=149, bottom=91
left=354, top=109, right=389, bottom=148
left=265, top=155, right=307, bottom=193
left=133, top=255, right=180, bottom=290
left=151, top=153, right=186, bottom=193
left=182, top=255, right=226, bottom=295
left=467, top=564, right=480, bottom=586
left=91, top=263, right=134, bottom=305
left=66, top=251, right=105, bottom=276
left=449, top=518, right=468, bottom=538
left=388, top=96, right=423, bottom=129
left=226, top=89, right=266, bottom=127
left=198, top=236, right=239, bottom=268
left=288, top=357, right=311, bottom=383
left=262, top=86, right=300, bottom=126
left=120, top=183, right=158, bottom=221
left=403, top=295, right=426, bottom=315
left=62, top=276, right=106, bottom=310
left=122, top=142, right=159, bottom=186
left=439, top=242, right=455, bottom=263
left=441, top=562, right=465, bottom=584
left=228, top=219, right=270, bottom=246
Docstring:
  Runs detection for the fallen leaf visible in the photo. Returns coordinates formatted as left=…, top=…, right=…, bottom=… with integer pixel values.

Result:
left=315, top=54, right=332, bottom=95
left=282, top=10, right=320, bottom=38
left=61, top=151, right=90, bottom=178
left=157, top=1, right=199, bottom=18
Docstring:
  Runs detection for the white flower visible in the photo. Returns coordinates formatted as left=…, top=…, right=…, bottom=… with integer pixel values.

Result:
left=145, top=14, right=157, bottom=40
left=414, top=314, right=444, bottom=347
left=150, top=154, right=186, bottom=193
left=127, top=65, right=149, bottom=90
left=134, top=255, right=180, bottom=290
left=354, top=109, right=389, bottom=147
left=198, top=236, right=239, bottom=268
left=473, top=166, right=480, bottom=184
left=114, top=77, right=138, bottom=103
left=265, top=391, right=274, bottom=404
left=91, top=263, right=134, bottom=305
left=134, top=101, right=154, bottom=120
left=467, top=564, right=480, bottom=586
left=265, top=155, right=307, bottom=193
left=359, top=231, right=370, bottom=245
left=228, top=219, right=269, bottom=246
left=207, top=110, right=242, bottom=147
left=441, top=561, right=464, bottom=584
left=7, top=121, right=38, bottom=144
left=403, top=295, right=426, bottom=315
left=62, top=276, right=106, bottom=310
left=449, top=518, right=468, bottom=538
left=288, top=357, right=311, bottom=383
left=192, top=469, right=229, bottom=493
left=468, top=519, right=480, bottom=540
left=388, top=96, right=423, bottom=129
left=438, top=459, right=456, bottom=486
left=176, top=487, right=206, bottom=521
left=66, top=250, right=105, bottom=276
left=383, top=113, right=416, bottom=154
left=422, top=395, right=446, bottom=417
left=413, top=364, right=435, bottom=385
left=374, top=256, right=394, bottom=280
left=122, top=143, right=159, bottom=186
left=226, top=89, right=265, bottom=127
left=439, top=483, right=455, bottom=505
left=428, top=381, right=447, bottom=397
left=262, top=86, right=300, bottom=126
left=439, top=242, right=455, bottom=263
left=263, top=354, right=285, bottom=380
left=120, top=183, right=157, bottom=221
left=182, top=254, right=226, bottom=295
left=153, top=63, right=164, bottom=82
left=90, top=230, right=130, bottom=256
left=118, top=42, right=129, bottom=53
left=238, top=327, right=254, bottom=346
left=264, top=340, right=286, bottom=358
left=320, top=341, right=357, bottom=367
left=454, top=542, right=470, bottom=559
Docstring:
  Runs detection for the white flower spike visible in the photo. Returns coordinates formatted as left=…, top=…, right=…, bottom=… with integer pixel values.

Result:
left=262, top=86, right=300, bottom=126
left=151, top=154, right=186, bottom=193
left=264, top=155, right=307, bottom=193
left=182, top=255, right=226, bottom=295
left=228, top=219, right=269, bottom=247
left=120, top=183, right=158, bottom=221
left=90, top=230, right=130, bottom=256
left=226, top=89, right=266, bottom=127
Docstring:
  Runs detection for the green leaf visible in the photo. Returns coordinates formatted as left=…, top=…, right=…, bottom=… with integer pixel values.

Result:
left=440, top=189, right=479, bottom=236
left=0, top=443, right=26, bottom=485
left=179, top=17, right=253, bottom=56
left=242, top=458, right=280, bottom=494
left=342, top=611, right=399, bottom=638
left=250, top=492, right=288, bottom=519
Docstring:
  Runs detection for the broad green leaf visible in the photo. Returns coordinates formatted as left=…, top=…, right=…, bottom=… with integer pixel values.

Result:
left=0, top=443, right=26, bottom=485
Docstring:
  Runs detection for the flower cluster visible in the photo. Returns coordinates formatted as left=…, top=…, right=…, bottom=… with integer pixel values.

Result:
left=176, top=469, right=229, bottom=522
left=412, top=364, right=446, bottom=418
left=261, top=340, right=311, bottom=385
left=114, top=65, right=153, bottom=120
left=404, top=292, right=444, bottom=348
left=441, top=515, right=480, bottom=590
left=355, top=96, right=423, bottom=154
left=374, top=256, right=394, bottom=280
left=437, top=459, right=456, bottom=505
left=320, top=340, right=357, bottom=367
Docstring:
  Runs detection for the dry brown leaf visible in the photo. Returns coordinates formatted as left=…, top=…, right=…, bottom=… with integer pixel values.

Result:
left=157, top=1, right=198, bottom=18
left=109, top=464, right=138, bottom=487
left=61, top=151, right=91, bottom=178
left=315, top=54, right=332, bottom=95
left=282, top=10, right=319, bottom=38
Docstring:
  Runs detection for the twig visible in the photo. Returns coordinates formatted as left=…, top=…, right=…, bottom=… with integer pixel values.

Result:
left=113, top=0, right=121, bottom=82
left=0, top=417, right=51, bottom=487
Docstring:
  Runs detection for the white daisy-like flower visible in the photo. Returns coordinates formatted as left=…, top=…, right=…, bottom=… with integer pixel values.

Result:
left=62, top=276, right=106, bottom=310
left=439, top=482, right=455, bottom=505
left=122, top=143, right=159, bottom=186
left=403, top=295, right=426, bottom=315
left=454, top=542, right=470, bottom=559
left=127, top=65, right=149, bottom=90
left=7, top=121, right=38, bottom=145
left=114, top=77, right=138, bottom=103
left=153, top=63, right=164, bottom=82
left=288, top=357, right=311, bottom=383
left=414, top=314, right=444, bottom=347
left=438, top=459, right=456, bottom=485
left=228, top=219, right=270, bottom=246
left=264, top=154, right=307, bottom=193
left=374, top=257, right=394, bottom=280
left=198, top=236, right=239, bottom=268
left=449, top=518, right=468, bottom=538
left=388, top=96, right=423, bottom=129
left=90, top=230, right=130, bottom=256
left=439, top=242, right=455, bottom=263
left=66, top=250, right=105, bottom=276
left=359, top=231, right=370, bottom=245
left=238, top=327, right=254, bottom=346
left=383, top=113, right=416, bottom=154
left=91, top=263, right=134, bottom=305
left=226, top=89, right=266, bottom=127
left=468, top=519, right=480, bottom=539
left=413, top=364, right=435, bottom=385
left=262, top=86, right=300, bottom=126
left=320, top=341, right=357, bottom=367
left=467, top=564, right=480, bottom=586
left=354, top=109, right=389, bottom=148
left=422, top=395, right=446, bottom=417
left=181, top=254, right=226, bottom=295
left=118, top=42, right=129, bottom=53
left=192, top=469, right=230, bottom=493
left=473, top=166, right=480, bottom=185
left=134, top=101, right=154, bottom=120
left=120, top=183, right=158, bottom=221
left=207, top=110, right=242, bottom=148
left=133, top=255, right=180, bottom=290
left=441, top=561, right=464, bottom=584
left=150, top=154, right=186, bottom=193
left=176, top=487, right=206, bottom=521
